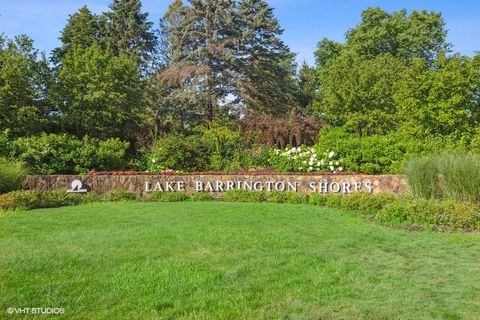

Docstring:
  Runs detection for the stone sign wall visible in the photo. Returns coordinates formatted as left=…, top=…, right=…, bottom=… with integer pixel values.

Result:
left=23, top=174, right=408, bottom=196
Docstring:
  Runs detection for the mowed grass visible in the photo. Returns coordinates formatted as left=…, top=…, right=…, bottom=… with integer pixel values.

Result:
left=1, top=202, right=480, bottom=320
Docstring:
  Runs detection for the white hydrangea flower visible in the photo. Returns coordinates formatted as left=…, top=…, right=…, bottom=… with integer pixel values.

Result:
left=328, top=151, right=335, bottom=158
left=339, top=167, right=344, bottom=171
left=329, top=165, right=335, bottom=171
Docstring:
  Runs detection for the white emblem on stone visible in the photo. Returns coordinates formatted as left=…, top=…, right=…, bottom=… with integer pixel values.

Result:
left=67, top=179, right=88, bottom=193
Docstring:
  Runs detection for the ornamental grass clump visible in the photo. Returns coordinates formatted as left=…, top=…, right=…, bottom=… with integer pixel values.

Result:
left=0, top=157, right=28, bottom=194
left=268, top=146, right=343, bottom=173
left=405, top=153, right=480, bottom=202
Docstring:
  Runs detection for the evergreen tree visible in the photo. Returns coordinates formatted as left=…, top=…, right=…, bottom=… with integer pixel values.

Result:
left=235, top=0, right=297, bottom=115
left=160, top=0, right=237, bottom=122
left=52, top=6, right=101, bottom=64
left=104, top=0, right=157, bottom=71
left=158, top=0, right=186, bottom=66
left=297, top=62, right=317, bottom=114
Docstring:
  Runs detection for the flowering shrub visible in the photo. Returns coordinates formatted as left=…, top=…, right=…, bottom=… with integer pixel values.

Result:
left=268, top=146, right=344, bottom=173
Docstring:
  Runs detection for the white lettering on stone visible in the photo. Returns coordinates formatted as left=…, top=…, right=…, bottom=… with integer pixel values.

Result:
left=216, top=181, right=224, bottom=192
left=330, top=182, right=341, bottom=193
left=205, top=181, right=214, bottom=192
left=365, top=181, right=372, bottom=193
left=266, top=181, right=274, bottom=191
left=319, top=182, right=328, bottom=193
left=154, top=182, right=163, bottom=192
left=253, top=181, right=263, bottom=191
left=354, top=182, right=362, bottom=192
left=275, top=182, right=285, bottom=191
left=177, top=181, right=185, bottom=191
left=145, top=182, right=152, bottom=192
left=287, top=182, right=297, bottom=192
left=166, top=181, right=175, bottom=192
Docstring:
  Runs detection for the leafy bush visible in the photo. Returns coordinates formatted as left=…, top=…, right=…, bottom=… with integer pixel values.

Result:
left=315, top=127, right=404, bottom=174
left=11, top=133, right=129, bottom=174
left=377, top=198, right=480, bottom=230
left=316, top=192, right=397, bottom=215
left=231, top=145, right=271, bottom=170
left=0, top=158, right=28, bottom=194
left=147, top=135, right=210, bottom=172
left=224, top=190, right=267, bottom=202
left=104, top=190, right=138, bottom=201
left=201, top=125, right=242, bottom=170
left=315, top=127, right=466, bottom=174
left=0, top=190, right=93, bottom=211
left=147, top=192, right=190, bottom=202
left=307, top=194, right=328, bottom=206
left=222, top=190, right=479, bottom=231
left=0, top=130, right=12, bottom=158
left=190, top=192, right=214, bottom=201
left=147, top=125, right=244, bottom=172
left=266, top=191, right=306, bottom=204
left=268, top=145, right=343, bottom=172
left=405, top=153, right=480, bottom=202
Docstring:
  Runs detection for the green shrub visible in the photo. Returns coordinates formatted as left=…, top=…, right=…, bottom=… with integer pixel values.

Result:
left=224, top=190, right=267, bottom=202
left=0, top=190, right=92, bottom=211
left=307, top=193, right=328, bottom=206
left=104, top=190, right=138, bottom=201
left=231, top=145, right=271, bottom=170
left=0, top=130, right=12, bottom=158
left=147, top=135, right=210, bottom=172
left=202, top=125, right=243, bottom=170
left=266, top=191, right=306, bottom=204
left=190, top=192, right=214, bottom=201
left=315, top=127, right=404, bottom=174
left=11, top=134, right=129, bottom=174
left=377, top=198, right=480, bottom=230
left=0, top=158, right=28, bottom=194
left=315, top=127, right=466, bottom=174
left=405, top=153, right=480, bottom=202
left=148, top=192, right=190, bottom=202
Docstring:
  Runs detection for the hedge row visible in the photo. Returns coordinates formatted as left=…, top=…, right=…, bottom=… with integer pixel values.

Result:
left=1, top=190, right=478, bottom=231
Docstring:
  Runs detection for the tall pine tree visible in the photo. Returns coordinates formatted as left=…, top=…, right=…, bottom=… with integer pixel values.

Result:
left=104, top=0, right=157, bottom=72
left=52, top=6, right=102, bottom=64
left=160, top=0, right=237, bottom=122
left=235, top=0, right=297, bottom=115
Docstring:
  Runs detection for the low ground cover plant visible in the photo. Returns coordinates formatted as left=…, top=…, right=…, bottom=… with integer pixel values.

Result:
left=104, top=190, right=138, bottom=201
left=0, top=190, right=94, bottom=211
left=2, top=188, right=478, bottom=231
left=147, top=191, right=191, bottom=202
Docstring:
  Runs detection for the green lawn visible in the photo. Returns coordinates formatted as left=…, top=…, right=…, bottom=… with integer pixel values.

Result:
left=1, top=202, right=479, bottom=319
